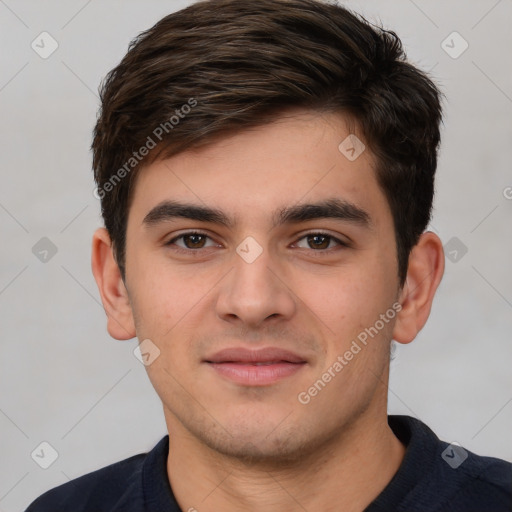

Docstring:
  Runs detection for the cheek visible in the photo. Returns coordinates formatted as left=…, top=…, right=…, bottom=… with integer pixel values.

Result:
left=129, top=251, right=219, bottom=345
left=296, top=265, right=373, bottom=319
left=128, top=260, right=182, bottom=337
left=302, top=265, right=395, bottom=349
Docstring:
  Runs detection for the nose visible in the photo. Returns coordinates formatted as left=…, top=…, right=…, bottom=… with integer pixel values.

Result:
left=215, top=243, right=297, bottom=330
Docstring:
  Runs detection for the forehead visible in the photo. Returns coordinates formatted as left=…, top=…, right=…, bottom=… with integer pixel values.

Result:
left=128, top=110, right=390, bottom=229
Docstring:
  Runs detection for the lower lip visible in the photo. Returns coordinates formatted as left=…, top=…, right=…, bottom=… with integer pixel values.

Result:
left=206, top=362, right=306, bottom=386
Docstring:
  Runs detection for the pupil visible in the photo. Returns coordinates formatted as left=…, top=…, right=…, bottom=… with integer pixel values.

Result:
left=186, top=234, right=205, bottom=248
left=309, top=234, right=329, bottom=249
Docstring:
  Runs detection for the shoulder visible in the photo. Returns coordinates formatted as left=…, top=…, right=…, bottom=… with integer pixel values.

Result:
left=389, top=415, right=512, bottom=511
left=24, top=443, right=158, bottom=512
left=443, top=448, right=512, bottom=509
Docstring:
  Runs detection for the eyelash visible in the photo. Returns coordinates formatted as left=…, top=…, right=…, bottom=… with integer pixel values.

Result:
left=165, top=231, right=349, bottom=255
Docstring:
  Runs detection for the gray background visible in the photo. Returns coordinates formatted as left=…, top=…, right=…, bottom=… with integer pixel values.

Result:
left=1, top=0, right=511, bottom=510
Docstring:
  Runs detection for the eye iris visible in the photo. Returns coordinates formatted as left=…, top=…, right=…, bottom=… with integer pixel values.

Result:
left=308, top=234, right=330, bottom=249
left=184, top=234, right=206, bottom=248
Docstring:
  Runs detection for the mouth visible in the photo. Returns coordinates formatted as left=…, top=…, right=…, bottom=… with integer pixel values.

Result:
left=204, top=347, right=307, bottom=386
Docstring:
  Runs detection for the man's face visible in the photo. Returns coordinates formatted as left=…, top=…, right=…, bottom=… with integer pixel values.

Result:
left=123, top=110, right=402, bottom=462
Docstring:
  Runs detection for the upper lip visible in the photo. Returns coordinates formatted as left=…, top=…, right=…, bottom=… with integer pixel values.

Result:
left=205, top=347, right=307, bottom=364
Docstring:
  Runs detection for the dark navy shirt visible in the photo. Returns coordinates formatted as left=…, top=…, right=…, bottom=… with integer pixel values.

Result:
left=26, top=415, right=512, bottom=511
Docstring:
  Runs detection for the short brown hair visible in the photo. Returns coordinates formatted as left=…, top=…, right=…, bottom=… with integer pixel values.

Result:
left=92, top=0, right=443, bottom=286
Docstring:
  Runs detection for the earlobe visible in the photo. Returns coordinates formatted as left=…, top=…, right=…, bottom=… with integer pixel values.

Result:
left=91, top=227, right=136, bottom=340
left=392, top=231, right=445, bottom=345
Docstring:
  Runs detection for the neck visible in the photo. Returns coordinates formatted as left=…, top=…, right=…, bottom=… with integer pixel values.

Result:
left=166, top=405, right=405, bottom=512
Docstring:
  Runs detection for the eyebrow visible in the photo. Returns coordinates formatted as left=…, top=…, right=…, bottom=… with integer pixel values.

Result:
left=143, top=200, right=234, bottom=228
left=274, top=198, right=371, bottom=229
left=142, top=198, right=372, bottom=230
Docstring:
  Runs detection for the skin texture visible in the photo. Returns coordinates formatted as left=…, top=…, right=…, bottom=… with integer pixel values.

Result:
left=92, top=110, right=445, bottom=512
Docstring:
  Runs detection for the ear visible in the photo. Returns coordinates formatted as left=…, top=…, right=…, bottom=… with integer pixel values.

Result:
left=392, top=231, right=445, bottom=344
left=91, top=227, right=136, bottom=340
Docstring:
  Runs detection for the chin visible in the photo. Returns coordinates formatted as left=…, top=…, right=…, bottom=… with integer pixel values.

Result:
left=190, top=415, right=332, bottom=469
left=208, top=433, right=310, bottom=468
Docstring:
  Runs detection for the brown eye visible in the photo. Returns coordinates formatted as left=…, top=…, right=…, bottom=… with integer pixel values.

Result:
left=295, top=232, right=344, bottom=251
left=166, top=232, right=217, bottom=250
left=306, top=234, right=331, bottom=250
left=182, top=233, right=207, bottom=248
